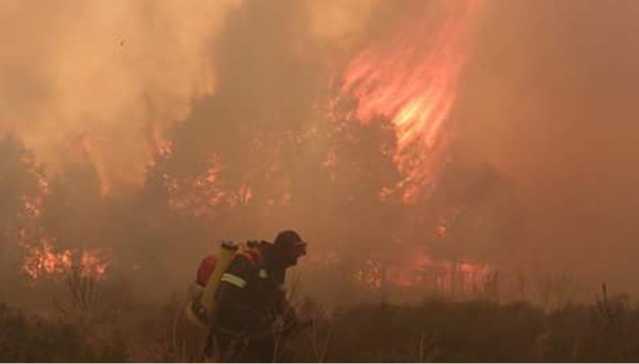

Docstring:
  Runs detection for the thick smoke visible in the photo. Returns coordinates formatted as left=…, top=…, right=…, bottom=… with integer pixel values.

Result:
left=451, top=0, right=639, bottom=293
left=0, top=0, right=241, bottom=192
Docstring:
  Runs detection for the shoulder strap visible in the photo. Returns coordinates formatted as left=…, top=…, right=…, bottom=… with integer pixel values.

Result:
left=236, top=249, right=262, bottom=266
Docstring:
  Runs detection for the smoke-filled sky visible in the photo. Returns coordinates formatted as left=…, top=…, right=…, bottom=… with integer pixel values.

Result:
left=0, top=0, right=242, bottom=192
left=3, top=0, right=639, bottom=296
left=456, top=1, right=639, bottom=286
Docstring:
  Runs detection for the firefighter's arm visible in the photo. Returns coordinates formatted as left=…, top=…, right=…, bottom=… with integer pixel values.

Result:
left=214, top=255, right=257, bottom=329
left=276, top=284, right=298, bottom=324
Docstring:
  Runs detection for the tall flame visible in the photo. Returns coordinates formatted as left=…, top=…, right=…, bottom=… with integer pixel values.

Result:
left=341, top=0, right=481, bottom=203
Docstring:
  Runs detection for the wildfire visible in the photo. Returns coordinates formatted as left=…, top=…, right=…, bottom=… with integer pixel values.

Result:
left=22, top=238, right=72, bottom=279
left=17, top=153, right=49, bottom=219
left=163, top=154, right=254, bottom=218
left=21, top=239, right=110, bottom=281
left=79, top=249, right=111, bottom=279
left=13, top=154, right=110, bottom=281
left=355, top=251, right=491, bottom=296
left=340, top=0, right=481, bottom=203
left=28, top=185, right=48, bottom=221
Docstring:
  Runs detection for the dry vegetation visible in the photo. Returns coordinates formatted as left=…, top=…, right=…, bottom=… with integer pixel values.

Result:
left=2, top=277, right=639, bottom=362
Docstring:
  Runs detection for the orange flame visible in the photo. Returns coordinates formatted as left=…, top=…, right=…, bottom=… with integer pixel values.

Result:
left=355, top=251, right=490, bottom=294
left=12, top=133, right=110, bottom=282
left=22, top=238, right=73, bottom=279
left=22, top=239, right=111, bottom=280
left=341, top=1, right=481, bottom=203
left=164, top=154, right=255, bottom=218
left=79, top=249, right=110, bottom=279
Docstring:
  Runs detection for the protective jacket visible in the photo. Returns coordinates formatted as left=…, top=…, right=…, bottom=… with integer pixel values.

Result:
left=214, top=241, right=290, bottom=335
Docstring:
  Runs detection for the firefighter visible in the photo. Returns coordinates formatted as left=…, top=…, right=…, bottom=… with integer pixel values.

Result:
left=204, top=230, right=307, bottom=362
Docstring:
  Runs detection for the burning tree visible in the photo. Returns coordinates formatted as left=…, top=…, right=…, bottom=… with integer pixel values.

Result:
left=133, top=0, right=494, bottom=300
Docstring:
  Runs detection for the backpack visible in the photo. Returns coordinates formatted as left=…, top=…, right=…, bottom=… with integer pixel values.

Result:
left=185, top=240, right=239, bottom=328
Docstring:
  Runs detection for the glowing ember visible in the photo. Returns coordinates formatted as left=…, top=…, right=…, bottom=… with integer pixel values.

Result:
left=22, top=239, right=111, bottom=280
left=22, top=238, right=72, bottom=279
left=16, top=153, right=49, bottom=220
left=355, top=250, right=491, bottom=295
left=148, top=123, right=175, bottom=161
left=79, top=249, right=110, bottom=280
left=340, top=0, right=481, bottom=203
left=164, top=154, right=255, bottom=218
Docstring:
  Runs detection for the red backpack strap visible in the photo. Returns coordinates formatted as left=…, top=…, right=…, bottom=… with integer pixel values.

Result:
left=236, top=249, right=262, bottom=266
